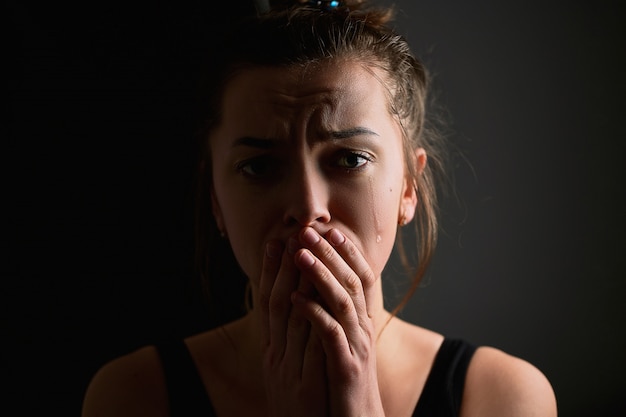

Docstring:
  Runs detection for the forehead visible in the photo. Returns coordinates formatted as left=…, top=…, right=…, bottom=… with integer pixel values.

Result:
left=219, top=60, right=392, bottom=122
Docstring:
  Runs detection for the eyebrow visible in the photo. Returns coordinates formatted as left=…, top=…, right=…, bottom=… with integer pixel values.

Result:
left=329, top=127, right=380, bottom=139
left=232, top=137, right=279, bottom=149
left=232, top=127, right=379, bottom=149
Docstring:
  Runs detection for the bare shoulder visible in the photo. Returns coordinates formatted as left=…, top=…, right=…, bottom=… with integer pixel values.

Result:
left=461, top=346, right=557, bottom=417
left=81, top=345, right=169, bottom=417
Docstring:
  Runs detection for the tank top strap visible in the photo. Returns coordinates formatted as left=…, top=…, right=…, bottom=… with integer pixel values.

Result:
left=154, top=339, right=217, bottom=417
left=413, top=338, right=477, bottom=417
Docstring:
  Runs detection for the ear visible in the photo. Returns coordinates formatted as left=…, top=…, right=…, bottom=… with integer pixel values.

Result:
left=210, top=186, right=226, bottom=237
left=398, top=148, right=427, bottom=225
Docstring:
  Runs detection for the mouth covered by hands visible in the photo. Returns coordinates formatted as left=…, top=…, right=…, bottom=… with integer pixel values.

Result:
left=259, top=226, right=385, bottom=417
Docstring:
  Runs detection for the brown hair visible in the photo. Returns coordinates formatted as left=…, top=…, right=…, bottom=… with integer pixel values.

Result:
left=195, top=0, right=448, bottom=324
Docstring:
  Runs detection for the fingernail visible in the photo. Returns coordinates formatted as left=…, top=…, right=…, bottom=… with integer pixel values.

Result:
left=297, top=250, right=315, bottom=268
left=328, top=229, right=345, bottom=246
left=266, top=241, right=281, bottom=258
left=287, top=237, right=300, bottom=255
left=301, top=227, right=320, bottom=245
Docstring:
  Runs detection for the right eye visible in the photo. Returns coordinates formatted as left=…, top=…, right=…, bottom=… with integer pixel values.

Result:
left=235, top=156, right=278, bottom=179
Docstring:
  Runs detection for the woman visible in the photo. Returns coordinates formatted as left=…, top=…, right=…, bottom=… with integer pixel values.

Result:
left=82, top=1, right=557, bottom=415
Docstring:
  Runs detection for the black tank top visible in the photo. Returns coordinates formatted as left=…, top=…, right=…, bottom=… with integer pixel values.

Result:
left=155, top=337, right=476, bottom=416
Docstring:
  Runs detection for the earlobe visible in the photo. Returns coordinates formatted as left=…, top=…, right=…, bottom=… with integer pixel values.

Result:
left=398, top=148, right=427, bottom=225
left=398, top=178, right=417, bottom=225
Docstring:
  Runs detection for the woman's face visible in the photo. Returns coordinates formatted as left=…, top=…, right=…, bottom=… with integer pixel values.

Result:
left=210, top=60, right=420, bottom=286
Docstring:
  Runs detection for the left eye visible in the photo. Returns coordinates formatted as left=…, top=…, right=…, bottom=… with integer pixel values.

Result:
left=336, top=152, right=372, bottom=169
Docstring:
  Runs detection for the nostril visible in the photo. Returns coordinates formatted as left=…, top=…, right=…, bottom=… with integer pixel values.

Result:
left=282, top=213, right=331, bottom=228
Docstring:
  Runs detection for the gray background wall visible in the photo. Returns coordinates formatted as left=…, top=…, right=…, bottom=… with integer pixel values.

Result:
left=389, top=2, right=625, bottom=415
left=7, top=1, right=624, bottom=415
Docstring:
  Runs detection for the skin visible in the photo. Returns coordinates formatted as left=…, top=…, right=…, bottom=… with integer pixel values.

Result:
left=209, top=60, right=420, bottom=416
left=81, top=59, right=558, bottom=417
left=209, top=61, right=417, bottom=291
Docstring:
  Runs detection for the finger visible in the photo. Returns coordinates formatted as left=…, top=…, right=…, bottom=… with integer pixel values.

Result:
left=324, top=228, right=378, bottom=317
left=292, top=290, right=350, bottom=357
left=283, top=306, right=311, bottom=379
left=296, top=271, right=316, bottom=298
left=293, top=247, right=362, bottom=352
left=282, top=271, right=318, bottom=379
left=267, top=239, right=300, bottom=360
left=278, top=239, right=314, bottom=378
left=297, top=227, right=370, bottom=325
left=301, top=328, right=326, bottom=392
left=259, top=240, right=283, bottom=348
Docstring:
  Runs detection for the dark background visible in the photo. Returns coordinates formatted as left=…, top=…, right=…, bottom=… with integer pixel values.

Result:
left=7, top=0, right=625, bottom=416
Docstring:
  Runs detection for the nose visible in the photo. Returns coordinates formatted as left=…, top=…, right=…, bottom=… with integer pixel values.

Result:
left=282, top=162, right=331, bottom=227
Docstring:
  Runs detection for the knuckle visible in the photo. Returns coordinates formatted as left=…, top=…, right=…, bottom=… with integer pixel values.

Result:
left=336, top=361, right=359, bottom=382
left=336, top=293, right=353, bottom=315
left=343, top=273, right=362, bottom=294
left=359, top=268, right=377, bottom=288
left=310, top=302, right=327, bottom=318
left=314, top=266, right=333, bottom=286
left=360, top=321, right=375, bottom=340
left=319, top=243, right=337, bottom=261
left=355, top=336, right=373, bottom=358
left=347, top=243, right=359, bottom=258
left=321, top=321, right=343, bottom=340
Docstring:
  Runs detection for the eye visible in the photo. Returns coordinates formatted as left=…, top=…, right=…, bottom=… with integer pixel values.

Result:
left=335, top=151, right=373, bottom=170
left=236, top=156, right=278, bottom=179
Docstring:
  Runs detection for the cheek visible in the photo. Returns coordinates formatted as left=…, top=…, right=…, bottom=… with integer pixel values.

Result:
left=350, top=177, right=402, bottom=277
left=368, top=212, right=399, bottom=277
left=214, top=189, right=265, bottom=283
left=228, top=220, right=268, bottom=282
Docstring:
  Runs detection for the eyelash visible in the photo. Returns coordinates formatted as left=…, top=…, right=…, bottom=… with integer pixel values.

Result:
left=335, top=151, right=373, bottom=171
left=235, top=150, right=374, bottom=179
left=235, top=156, right=278, bottom=179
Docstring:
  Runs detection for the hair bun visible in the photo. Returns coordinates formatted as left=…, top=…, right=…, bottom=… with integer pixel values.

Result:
left=258, top=0, right=393, bottom=26
left=267, top=0, right=363, bottom=11
left=245, top=1, right=368, bottom=20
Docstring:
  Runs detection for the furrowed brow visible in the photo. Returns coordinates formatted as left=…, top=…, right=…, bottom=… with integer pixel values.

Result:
left=232, top=128, right=378, bottom=148
left=232, top=137, right=280, bottom=149
left=329, top=127, right=379, bottom=139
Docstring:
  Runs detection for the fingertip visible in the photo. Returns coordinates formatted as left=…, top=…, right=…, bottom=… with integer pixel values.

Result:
left=300, top=226, right=321, bottom=245
left=295, top=249, right=316, bottom=268
left=287, top=237, right=300, bottom=255
left=291, top=290, right=307, bottom=305
left=327, top=229, right=345, bottom=246
left=266, top=240, right=283, bottom=259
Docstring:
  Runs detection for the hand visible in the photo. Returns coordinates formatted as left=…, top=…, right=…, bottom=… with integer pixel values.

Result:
left=259, top=239, right=328, bottom=417
left=290, top=227, right=385, bottom=417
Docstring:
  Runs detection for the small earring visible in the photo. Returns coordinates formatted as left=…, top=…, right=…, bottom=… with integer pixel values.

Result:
left=398, top=215, right=407, bottom=226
